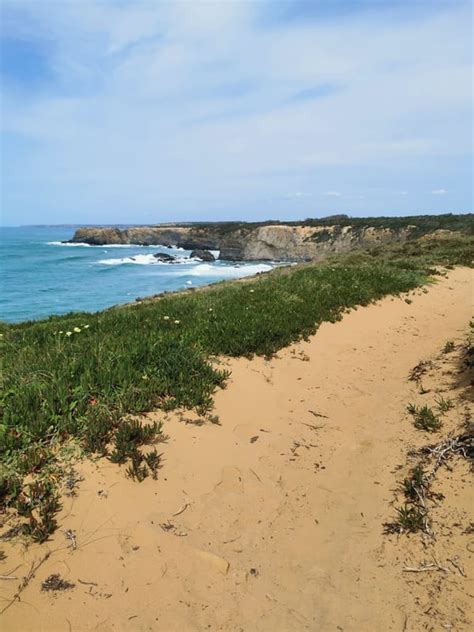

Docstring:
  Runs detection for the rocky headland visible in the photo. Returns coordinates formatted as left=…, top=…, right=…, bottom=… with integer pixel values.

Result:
left=69, top=222, right=414, bottom=261
left=69, top=214, right=472, bottom=261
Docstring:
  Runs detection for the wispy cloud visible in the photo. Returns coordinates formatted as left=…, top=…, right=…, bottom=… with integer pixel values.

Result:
left=0, top=0, right=472, bottom=224
left=431, top=188, right=448, bottom=195
left=283, top=191, right=307, bottom=199
left=290, top=83, right=340, bottom=102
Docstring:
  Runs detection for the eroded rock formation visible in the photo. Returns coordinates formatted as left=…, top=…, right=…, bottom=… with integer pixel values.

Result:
left=69, top=223, right=415, bottom=261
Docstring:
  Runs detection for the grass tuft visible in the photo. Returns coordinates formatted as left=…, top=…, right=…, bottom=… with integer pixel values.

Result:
left=443, top=340, right=455, bottom=353
left=402, top=465, right=427, bottom=502
left=435, top=395, right=454, bottom=414
left=394, top=505, right=427, bottom=533
left=407, top=404, right=442, bottom=432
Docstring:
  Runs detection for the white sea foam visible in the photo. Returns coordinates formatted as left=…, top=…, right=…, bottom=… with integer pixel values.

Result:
left=97, top=255, right=273, bottom=280
left=48, top=241, right=184, bottom=249
left=98, top=254, right=191, bottom=266
left=47, top=241, right=92, bottom=247
left=185, top=263, right=272, bottom=277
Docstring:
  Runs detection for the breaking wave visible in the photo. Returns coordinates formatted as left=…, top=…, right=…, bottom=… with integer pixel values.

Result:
left=48, top=241, right=186, bottom=250
left=98, top=254, right=191, bottom=266
left=96, top=256, right=273, bottom=279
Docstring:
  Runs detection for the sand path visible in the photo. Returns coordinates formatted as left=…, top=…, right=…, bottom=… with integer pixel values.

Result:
left=1, top=267, right=472, bottom=631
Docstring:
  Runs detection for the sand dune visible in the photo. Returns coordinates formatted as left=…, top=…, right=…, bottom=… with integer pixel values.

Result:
left=1, top=267, right=472, bottom=631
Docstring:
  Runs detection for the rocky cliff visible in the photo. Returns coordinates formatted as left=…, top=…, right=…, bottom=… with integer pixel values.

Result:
left=70, top=226, right=222, bottom=249
left=69, top=223, right=415, bottom=261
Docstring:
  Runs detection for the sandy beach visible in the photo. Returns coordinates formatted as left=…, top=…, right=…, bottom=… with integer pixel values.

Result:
left=1, top=267, right=472, bottom=631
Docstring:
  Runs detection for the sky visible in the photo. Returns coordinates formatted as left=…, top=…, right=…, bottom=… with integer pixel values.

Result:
left=0, top=0, right=472, bottom=226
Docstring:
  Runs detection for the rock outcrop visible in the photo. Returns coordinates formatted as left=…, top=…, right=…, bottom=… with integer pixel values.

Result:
left=190, top=249, right=216, bottom=262
left=219, top=224, right=414, bottom=261
left=69, top=223, right=415, bottom=261
left=70, top=226, right=224, bottom=249
left=153, top=252, right=176, bottom=262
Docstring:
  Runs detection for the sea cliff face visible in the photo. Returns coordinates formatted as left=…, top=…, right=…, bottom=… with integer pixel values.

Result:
left=70, top=224, right=414, bottom=261
left=70, top=226, right=221, bottom=249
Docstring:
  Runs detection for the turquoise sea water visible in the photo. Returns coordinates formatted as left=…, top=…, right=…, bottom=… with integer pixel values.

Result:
left=0, top=226, right=273, bottom=323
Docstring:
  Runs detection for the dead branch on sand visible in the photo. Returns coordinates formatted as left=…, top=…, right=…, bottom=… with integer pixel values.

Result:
left=1, top=551, right=51, bottom=615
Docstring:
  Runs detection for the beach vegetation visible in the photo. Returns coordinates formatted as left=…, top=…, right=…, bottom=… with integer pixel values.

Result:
left=407, top=404, right=442, bottom=432
left=443, top=340, right=455, bottom=353
left=435, top=395, right=454, bottom=414
left=402, top=465, right=427, bottom=502
left=194, top=213, right=474, bottom=239
left=109, top=419, right=163, bottom=464
left=393, top=505, right=427, bottom=534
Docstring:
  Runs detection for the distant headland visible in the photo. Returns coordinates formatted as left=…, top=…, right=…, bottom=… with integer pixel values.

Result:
left=68, top=213, right=473, bottom=261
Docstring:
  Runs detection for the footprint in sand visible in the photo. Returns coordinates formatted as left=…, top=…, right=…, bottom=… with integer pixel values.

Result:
left=233, top=423, right=261, bottom=442
left=213, top=466, right=244, bottom=493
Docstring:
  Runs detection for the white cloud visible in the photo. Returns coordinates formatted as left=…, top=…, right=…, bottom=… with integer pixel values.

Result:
left=1, top=1, right=472, bottom=223
left=431, top=189, right=448, bottom=195
left=283, top=191, right=306, bottom=199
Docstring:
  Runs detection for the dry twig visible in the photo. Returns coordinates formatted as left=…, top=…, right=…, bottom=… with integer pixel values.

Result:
left=1, top=551, right=51, bottom=614
left=403, top=559, right=449, bottom=573
left=172, top=503, right=189, bottom=517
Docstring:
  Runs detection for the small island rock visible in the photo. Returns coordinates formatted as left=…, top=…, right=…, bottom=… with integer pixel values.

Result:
left=153, top=252, right=176, bottom=262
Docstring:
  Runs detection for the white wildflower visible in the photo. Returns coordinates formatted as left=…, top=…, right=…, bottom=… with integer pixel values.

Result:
left=163, top=316, right=170, bottom=320
left=65, top=331, right=72, bottom=337
left=174, top=319, right=181, bottom=324
left=73, top=327, right=81, bottom=333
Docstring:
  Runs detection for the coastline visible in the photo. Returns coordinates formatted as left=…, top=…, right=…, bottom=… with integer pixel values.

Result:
left=1, top=267, right=472, bottom=631
left=0, top=225, right=278, bottom=324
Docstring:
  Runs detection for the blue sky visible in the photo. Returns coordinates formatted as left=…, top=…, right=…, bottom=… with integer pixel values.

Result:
left=0, top=0, right=472, bottom=225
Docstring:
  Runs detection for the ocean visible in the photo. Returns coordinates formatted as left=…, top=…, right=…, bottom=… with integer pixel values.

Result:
left=0, top=226, right=274, bottom=323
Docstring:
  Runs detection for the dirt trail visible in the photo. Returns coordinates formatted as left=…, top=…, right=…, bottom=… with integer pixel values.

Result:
left=1, top=267, right=473, bottom=631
